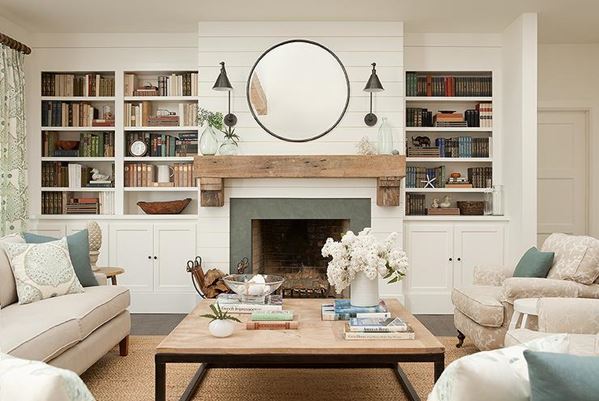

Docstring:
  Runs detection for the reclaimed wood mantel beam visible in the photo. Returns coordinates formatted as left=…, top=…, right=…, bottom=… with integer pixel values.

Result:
left=193, top=155, right=406, bottom=207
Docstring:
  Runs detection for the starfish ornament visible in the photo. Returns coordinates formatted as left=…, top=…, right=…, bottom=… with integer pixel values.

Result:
left=421, top=174, right=436, bottom=189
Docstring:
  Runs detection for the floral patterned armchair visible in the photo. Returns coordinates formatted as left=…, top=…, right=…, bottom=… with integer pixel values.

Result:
left=452, top=233, right=599, bottom=350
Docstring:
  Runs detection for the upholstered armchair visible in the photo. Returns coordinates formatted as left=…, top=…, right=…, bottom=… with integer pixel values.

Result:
left=452, top=233, right=599, bottom=350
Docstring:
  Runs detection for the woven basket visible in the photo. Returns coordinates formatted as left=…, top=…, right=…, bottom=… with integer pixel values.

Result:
left=457, top=201, right=484, bottom=215
left=137, top=198, right=191, bottom=214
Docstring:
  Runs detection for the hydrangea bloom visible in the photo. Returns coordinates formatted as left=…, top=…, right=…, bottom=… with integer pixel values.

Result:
left=322, top=228, right=408, bottom=293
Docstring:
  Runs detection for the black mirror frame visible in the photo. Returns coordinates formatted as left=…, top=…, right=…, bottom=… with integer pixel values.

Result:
left=246, top=39, right=351, bottom=143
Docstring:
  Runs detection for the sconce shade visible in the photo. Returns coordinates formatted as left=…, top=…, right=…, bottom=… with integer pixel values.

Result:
left=212, top=61, right=233, bottom=91
left=363, top=62, right=384, bottom=93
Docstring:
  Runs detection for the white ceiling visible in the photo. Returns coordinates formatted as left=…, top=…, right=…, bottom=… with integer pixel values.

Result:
left=0, top=0, right=598, bottom=43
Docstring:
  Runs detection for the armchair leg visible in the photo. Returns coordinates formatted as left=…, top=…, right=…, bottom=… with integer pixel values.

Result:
left=119, top=335, right=129, bottom=356
left=456, top=330, right=465, bottom=348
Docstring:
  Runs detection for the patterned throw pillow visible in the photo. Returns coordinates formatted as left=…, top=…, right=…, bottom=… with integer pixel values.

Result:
left=542, top=233, right=599, bottom=285
left=3, top=238, right=84, bottom=305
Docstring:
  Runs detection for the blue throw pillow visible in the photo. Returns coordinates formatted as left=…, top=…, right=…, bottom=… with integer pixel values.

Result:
left=24, top=230, right=98, bottom=287
left=513, top=247, right=554, bottom=278
left=524, top=350, right=599, bottom=401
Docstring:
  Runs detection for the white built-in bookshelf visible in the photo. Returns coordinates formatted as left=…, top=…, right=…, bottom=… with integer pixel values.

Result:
left=404, top=71, right=496, bottom=218
left=39, top=70, right=200, bottom=218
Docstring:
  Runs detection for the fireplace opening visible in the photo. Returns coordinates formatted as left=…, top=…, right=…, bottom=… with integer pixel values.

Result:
left=251, top=219, right=349, bottom=298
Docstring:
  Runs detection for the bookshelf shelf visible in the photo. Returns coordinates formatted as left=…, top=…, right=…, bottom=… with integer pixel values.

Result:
left=405, top=188, right=491, bottom=193
left=406, top=127, right=492, bottom=132
left=406, top=96, right=493, bottom=102
left=31, top=214, right=199, bottom=220
left=41, top=96, right=115, bottom=101
left=42, top=126, right=116, bottom=131
left=124, top=96, right=199, bottom=102
left=124, top=156, right=195, bottom=162
left=41, top=157, right=115, bottom=162
left=124, top=126, right=198, bottom=131
left=41, top=187, right=116, bottom=192
left=406, top=157, right=492, bottom=163
left=403, top=215, right=509, bottom=222
left=123, top=187, right=197, bottom=192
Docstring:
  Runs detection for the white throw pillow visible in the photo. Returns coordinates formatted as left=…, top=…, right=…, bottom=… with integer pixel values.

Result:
left=0, top=233, right=24, bottom=307
left=427, top=334, right=570, bottom=401
left=3, top=237, right=84, bottom=305
left=0, top=353, right=95, bottom=401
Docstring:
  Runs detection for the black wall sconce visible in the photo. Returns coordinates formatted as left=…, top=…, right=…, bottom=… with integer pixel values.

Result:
left=363, top=62, right=384, bottom=126
left=212, top=61, right=237, bottom=127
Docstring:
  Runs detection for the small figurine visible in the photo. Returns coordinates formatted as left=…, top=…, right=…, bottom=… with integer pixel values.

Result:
left=411, top=136, right=431, bottom=147
left=356, top=136, right=378, bottom=155
left=431, top=198, right=440, bottom=208
left=440, top=195, right=452, bottom=208
left=91, top=168, right=110, bottom=182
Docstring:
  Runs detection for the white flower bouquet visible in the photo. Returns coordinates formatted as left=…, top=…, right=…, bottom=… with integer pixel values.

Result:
left=321, top=228, right=408, bottom=293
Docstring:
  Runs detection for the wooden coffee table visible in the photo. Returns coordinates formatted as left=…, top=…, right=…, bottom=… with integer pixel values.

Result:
left=155, top=298, right=445, bottom=401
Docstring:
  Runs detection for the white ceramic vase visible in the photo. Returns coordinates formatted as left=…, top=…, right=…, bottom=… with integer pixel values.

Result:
left=208, top=319, right=235, bottom=338
left=350, top=272, right=379, bottom=307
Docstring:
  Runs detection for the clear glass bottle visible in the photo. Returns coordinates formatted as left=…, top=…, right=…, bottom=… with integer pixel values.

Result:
left=218, top=137, right=239, bottom=155
left=483, top=189, right=493, bottom=215
left=199, top=125, right=219, bottom=156
left=492, top=185, right=504, bottom=215
left=377, top=117, right=393, bottom=154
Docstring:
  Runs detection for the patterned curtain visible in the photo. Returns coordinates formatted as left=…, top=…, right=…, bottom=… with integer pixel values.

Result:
left=0, top=45, right=28, bottom=235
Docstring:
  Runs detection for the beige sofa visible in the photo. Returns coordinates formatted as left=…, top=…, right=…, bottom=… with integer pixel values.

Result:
left=452, top=233, right=599, bottom=350
left=0, top=256, right=131, bottom=375
left=505, top=297, right=599, bottom=355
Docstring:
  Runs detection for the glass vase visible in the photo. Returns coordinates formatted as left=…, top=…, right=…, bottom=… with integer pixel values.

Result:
left=377, top=117, right=393, bottom=154
left=199, top=125, right=219, bottom=156
left=350, top=272, right=379, bottom=307
left=492, top=185, right=504, bottom=215
left=219, top=138, right=239, bottom=155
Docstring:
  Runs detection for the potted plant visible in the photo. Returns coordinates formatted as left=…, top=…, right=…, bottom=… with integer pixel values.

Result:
left=200, top=303, right=241, bottom=338
left=197, top=108, right=240, bottom=155
left=322, top=228, right=408, bottom=307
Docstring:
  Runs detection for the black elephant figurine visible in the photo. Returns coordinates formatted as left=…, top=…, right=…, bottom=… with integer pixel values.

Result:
left=411, top=136, right=431, bottom=147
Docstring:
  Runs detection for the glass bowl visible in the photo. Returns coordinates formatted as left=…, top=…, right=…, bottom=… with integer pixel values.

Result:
left=223, top=274, right=285, bottom=304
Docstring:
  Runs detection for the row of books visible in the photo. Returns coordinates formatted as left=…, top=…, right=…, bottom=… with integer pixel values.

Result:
left=405, top=166, right=446, bottom=189
left=406, top=193, right=426, bottom=216
left=126, top=132, right=198, bottom=157
left=406, top=106, right=492, bottom=128
left=124, top=162, right=194, bottom=187
left=434, top=137, right=490, bottom=158
left=42, top=73, right=115, bottom=97
left=124, top=102, right=196, bottom=127
left=406, top=73, right=492, bottom=97
left=41, top=162, right=69, bottom=187
left=42, top=101, right=114, bottom=127
left=468, top=167, right=493, bottom=188
left=124, top=73, right=199, bottom=97
left=41, top=192, right=114, bottom=215
left=42, top=132, right=115, bottom=158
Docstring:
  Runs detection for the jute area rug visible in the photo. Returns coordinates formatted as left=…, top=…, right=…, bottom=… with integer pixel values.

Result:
left=82, top=336, right=476, bottom=401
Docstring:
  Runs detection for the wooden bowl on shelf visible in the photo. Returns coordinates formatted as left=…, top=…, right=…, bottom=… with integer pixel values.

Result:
left=56, top=140, right=79, bottom=150
left=136, top=198, right=192, bottom=214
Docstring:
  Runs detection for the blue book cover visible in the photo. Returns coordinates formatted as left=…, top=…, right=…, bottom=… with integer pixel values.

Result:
left=334, top=299, right=387, bottom=314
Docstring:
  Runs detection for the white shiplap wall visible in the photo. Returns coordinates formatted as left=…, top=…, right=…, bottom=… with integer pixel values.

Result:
left=197, top=22, right=405, bottom=298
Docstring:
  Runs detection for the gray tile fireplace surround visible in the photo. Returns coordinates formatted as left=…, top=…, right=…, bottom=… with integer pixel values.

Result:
left=229, top=198, right=371, bottom=273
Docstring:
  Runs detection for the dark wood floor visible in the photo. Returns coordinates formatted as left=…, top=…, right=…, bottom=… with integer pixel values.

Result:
left=131, top=314, right=456, bottom=337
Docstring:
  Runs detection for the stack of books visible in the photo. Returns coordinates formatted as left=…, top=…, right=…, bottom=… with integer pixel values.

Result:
left=216, top=294, right=283, bottom=314
left=433, top=112, right=467, bottom=128
left=344, top=317, right=415, bottom=340
left=247, top=310, right=298, bottom=330
left=321, top=300, right=390, bottom=321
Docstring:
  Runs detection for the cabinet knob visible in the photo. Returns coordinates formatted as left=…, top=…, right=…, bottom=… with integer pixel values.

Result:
left=154, top=256, right=158, bottom=260
left=457, top=258, right=461, bottom=261
left=449, top=257, right=453, bottom=261
left=147, top=256, right=151, bottom=259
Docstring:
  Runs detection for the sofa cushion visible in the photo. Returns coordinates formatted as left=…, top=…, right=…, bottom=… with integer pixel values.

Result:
left=513, top=247, right=554, bottom=278
left=0, top=234, right=24, bottom=308
left=542, top=233, right=599, bottom=285
left=452, top=286, right=504, bottom=327
left=524, top=350, right=599, bottom=401
left=505, top=329, right=597, bottom=356
left=3, top=238, right=84, bottom=305
left=0, top=285, right=129, bottom=362
left=24, top=230, right=98, bottom=287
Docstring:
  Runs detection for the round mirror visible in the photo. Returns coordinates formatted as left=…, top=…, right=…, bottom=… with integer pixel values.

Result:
left=246, top=40, right=350, bottom=142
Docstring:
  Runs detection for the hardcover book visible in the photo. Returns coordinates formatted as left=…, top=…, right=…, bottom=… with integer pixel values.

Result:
left=348, top=317, right=409, bottom=332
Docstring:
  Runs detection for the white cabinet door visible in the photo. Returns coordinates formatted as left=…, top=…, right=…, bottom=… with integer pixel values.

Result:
left=453, top=224, right=505, bottom=288
left=109, top=224, right=153, bottom=292
left=153, top=224, right=196, bottom=293
left=405, top=224, right=454, bottom=314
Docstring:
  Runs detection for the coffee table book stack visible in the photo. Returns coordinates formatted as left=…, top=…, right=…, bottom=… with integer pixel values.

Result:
left=216, top=294, right=299, bottom=330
